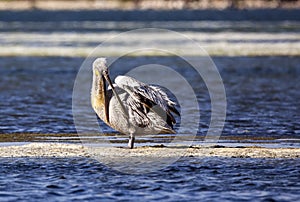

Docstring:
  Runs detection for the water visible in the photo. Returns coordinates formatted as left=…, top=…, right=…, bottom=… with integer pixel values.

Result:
left=1, top=56, right=299, bottom=200
left=1, top=55, right=299, bottom=200
left=0, top=157, right=299, bottom=201
left=0, top=56, right=299, bottom=141
left=0, top=10, right=299, bottom=201
left=0, top=57, right=79, bottom=134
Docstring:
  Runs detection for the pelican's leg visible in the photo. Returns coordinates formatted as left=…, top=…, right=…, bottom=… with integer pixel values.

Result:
left=128, top=134, right=135, bottom=149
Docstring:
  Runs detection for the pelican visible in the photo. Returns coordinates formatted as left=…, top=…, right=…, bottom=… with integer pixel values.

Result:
left=91, top=58, right=180, bottom=149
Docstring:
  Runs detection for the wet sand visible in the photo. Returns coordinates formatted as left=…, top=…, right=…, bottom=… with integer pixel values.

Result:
left=1, top=142, right=299, bottom=158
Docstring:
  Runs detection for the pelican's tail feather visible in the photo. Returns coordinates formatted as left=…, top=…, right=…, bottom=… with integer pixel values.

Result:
left=159, top=127, right=176, bottom=134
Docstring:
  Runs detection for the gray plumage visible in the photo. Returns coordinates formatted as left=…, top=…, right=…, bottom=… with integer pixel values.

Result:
left=91, top=58, right=180, bottom=148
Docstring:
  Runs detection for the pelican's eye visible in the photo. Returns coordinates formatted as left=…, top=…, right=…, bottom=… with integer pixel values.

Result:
left=103, top=70, right=108, bottom=75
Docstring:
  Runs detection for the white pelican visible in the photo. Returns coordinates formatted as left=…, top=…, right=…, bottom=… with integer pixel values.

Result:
left=91, top=58, right=180, bottom=148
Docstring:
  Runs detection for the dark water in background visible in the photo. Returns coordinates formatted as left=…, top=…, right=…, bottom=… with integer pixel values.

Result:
left=1, top=9, right=300, bottom=22
left=0, top=56, right=299, bottom=139
left=0, top=157, right=299, bottom=201
left=0, top=56, right=300, bottom=201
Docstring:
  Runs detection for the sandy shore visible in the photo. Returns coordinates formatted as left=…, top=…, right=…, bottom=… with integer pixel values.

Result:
left=1, top=143, right=299, bottom=158
left=0, top=0, right=299, bottom=10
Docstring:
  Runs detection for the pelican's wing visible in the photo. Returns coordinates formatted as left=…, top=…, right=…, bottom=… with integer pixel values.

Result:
left=148, top=85, right=180, bottom=116
left=115, top=75, right=180, bottom=129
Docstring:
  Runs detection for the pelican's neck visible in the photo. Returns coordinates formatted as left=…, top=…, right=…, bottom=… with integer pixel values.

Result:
left=92, top=73, right=105, bottom=98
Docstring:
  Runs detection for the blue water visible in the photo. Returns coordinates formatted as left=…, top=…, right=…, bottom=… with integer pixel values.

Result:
left=0, top=56, right=299, bottom=140
left=0, top=157, right=299, bottom=201
left=1, top=56, right=299, bottom=201
left=1, top=9, right=300, bottom=201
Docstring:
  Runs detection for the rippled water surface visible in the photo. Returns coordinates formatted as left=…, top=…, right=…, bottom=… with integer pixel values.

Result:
left=0, top=157, right=299, bottom=201
left=0, top=56, right=299, bottom=143
left=0, top=11, right=300, bottom=200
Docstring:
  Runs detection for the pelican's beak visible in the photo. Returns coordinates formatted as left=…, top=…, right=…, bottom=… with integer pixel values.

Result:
left=100, top=71, right=111, bottom=123
left=103, top=71, right=128, bottom=117
left=103, top=71, right=114, bottom=91
left=103, top=71, right=120, bottom=101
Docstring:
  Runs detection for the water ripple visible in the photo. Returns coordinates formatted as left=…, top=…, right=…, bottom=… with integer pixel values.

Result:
left=4, top=157, right=297, bottom=201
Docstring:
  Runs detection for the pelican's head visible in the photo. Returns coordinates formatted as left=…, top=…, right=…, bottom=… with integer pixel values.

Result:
left=93, top=57, right=108, bottom=77
left=92, top=58, right=110, bottom=96
left=92, top=57, right=115, bottom=92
